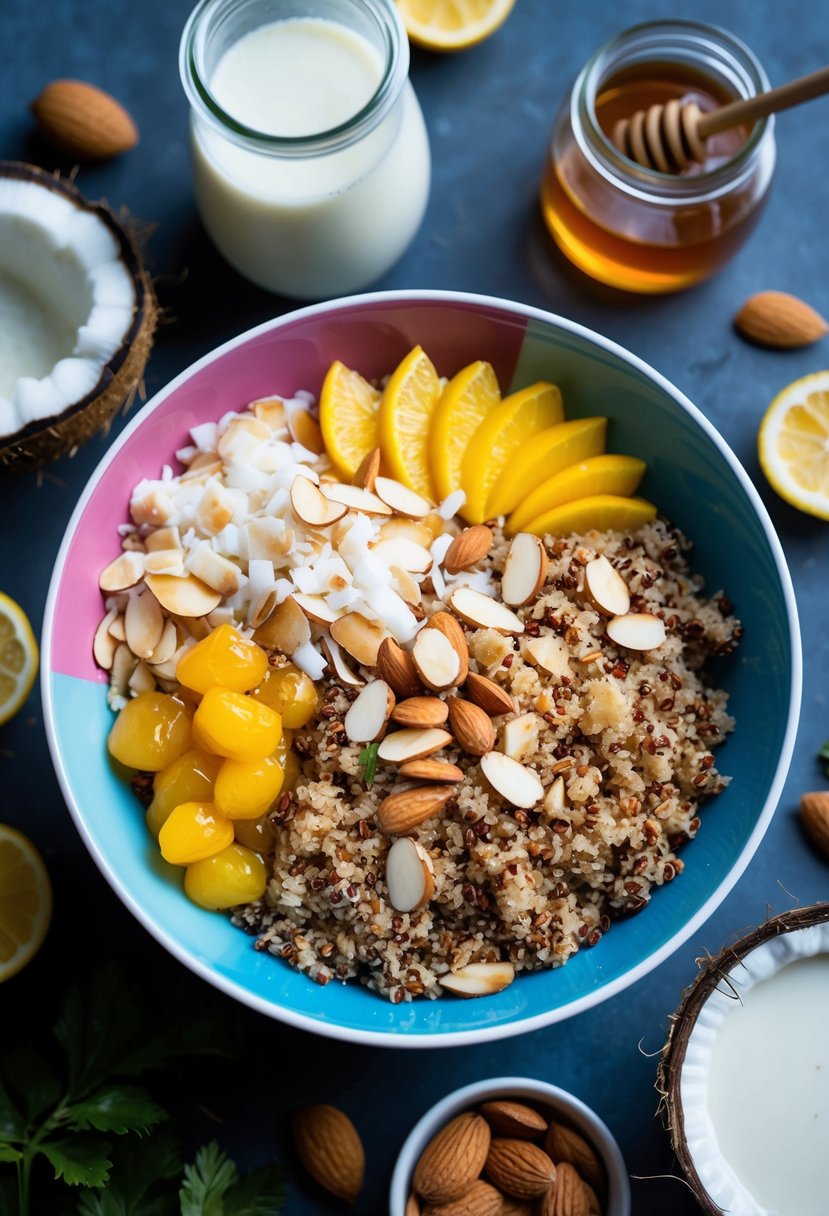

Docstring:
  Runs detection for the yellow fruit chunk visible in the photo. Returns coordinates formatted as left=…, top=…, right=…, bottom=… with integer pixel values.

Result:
left=176, top=624, right=268, bottom=695
left=396, top=0, right=516, bottom=51
left=158, top=801, right=234, bottom=865
left=0, top=593, right=38, bottom=727
left=251, top=663, right=319, bottom=729
left=522, top=495, right=657, bottom=537
left=108, top=692, right=191, bottom=772
left=508, top=454, right=647, bottom=534
left=233, top=815, right=275, bottom=855
left=214, top=754, right=284, bottom=820
left=429, top=361, right=501, bottom=501
left=146, top=749, right=221, bottom=838
left=193, top=687, right=281, bottom=762
left=460, top=382, right=564, bottom=523
left=319, top=360, right=381, bottom=478
left=758, top=371, right=829, bottom=519
left=185, top=843, right=267, bottom=910
left=378, top=345, right=442, bottom=500
left=0, top=825, right=51, bottom=981
left=486, top=417, right=608, bottom=519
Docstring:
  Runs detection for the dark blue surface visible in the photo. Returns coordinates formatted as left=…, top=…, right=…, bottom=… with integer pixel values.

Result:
left=1, top=1, right=828, bottom=1211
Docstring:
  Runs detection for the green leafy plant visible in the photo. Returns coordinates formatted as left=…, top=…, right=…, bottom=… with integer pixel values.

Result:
left=819, top=739, right=829, bottom=777
left=357, top=742, right=379, bottom=786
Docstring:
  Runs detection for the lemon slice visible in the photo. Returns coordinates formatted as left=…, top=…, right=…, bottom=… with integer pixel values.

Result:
left=522, top=495, right=657, bottom=537
left=396, top=0, right=516, bottom=51
left=0, top=825, right=51, bottom=981
left=379, top=345, right=442, bottom=500
left=758, top=371, right=829, bottom=519
left=508, top=454, right=647, bottom=534
left=430, top=360, right=501, bottom=501
left=0, top=593, right=38, bottom=727
left=460, top=381, right=564, bottom=523
left=486, top=417, right=608, bottom=518
left=319, top=360, right=382, bottom=479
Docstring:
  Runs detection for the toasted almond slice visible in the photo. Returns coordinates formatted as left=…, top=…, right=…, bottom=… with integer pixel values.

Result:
left=585, top=554, right=630, bottom=617
left=481, top=750, right=543, bottom=808
left=145, top=573, right=222, bottom=619
left=390, top=566, right=421, bottom=606
left=125, top=589, right=165, bottom=660
left=144, top=548, right=186, bottom=577
left=148, top=618, right=178, bottom=666
left=145, top=526, right=182, bottom=552
left=440, top=962, right=515, bottom=998
left=99, top=551, right=145, bottom=593
left=501, top=533, right=548, bottom=607
left=398, top=758, right=464, bottom=783
left=290, top=476, right=348, bottom=528
left=320, top=636, right=365, bottom=688
left=321, top=483, right=393, bottom=515
left=180, top=456, right=222, bottom=483
left=501, top=712, right=543, bottom=761
left=128, top=661, right=156, bottom=694
left=541, top=775, right=567, bottom=822
left=377, top=727, right=453, bottom=764
left=373, top=476, right=432, bottom=518
left=377, top=636, right=422, bottom=698
left=330, top=611, right=388, bottom=668
left=386, top=837, right=434, bottom=913
left=377, top=784, right=455, bottom=835
left=252, top=396, right=287, bottom=431
left=352, top=447, right=381, bottom=491
left=344, top=679, right=395, bottom=744
left=287, top=408, right=324, bottom=454
left=187, top=546, right=242, bottom=597
left=293, top=593, right=340, bottom=625
left=378, top=517, right=434, bottom=548
left=110, top=642, right=137, bottom=699
left=371, top=538, right=433, bottom=573
left=93, top=610, right=119, bottom=670
left=524, top=634, right=573, bottom=679
left=606, top=612, right=666, bottom=651
left=443, top=525, right=493, bottom=575
left=464, top=671, right=514, bottom=716
left=108, top=614, right=126, bottom=641
left=449, top=587, right=524, bottom=635
left=195, top=480, right=236, bottom=536
left=447, top=697, right=495, bottom=757
left=391, top=696, right=449, bottom=729
left=412, top=629, right=461, bottom=692
left=247, top=589, right=279, bottom=630
left=253, top=595, right=311, bottom=654
left=427, top=612, right=469, bottom=685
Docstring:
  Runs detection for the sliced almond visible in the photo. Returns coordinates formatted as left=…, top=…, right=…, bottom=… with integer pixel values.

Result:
left=253, top=595, right=311, bottom=654
left=293, top=593, right=340, bottom=625
left=398, top=758, right=464, bottom=783
left=320, top=636, right=365, bottom=688
left=385, top=837, right=434, bottom=913
left=449, top=587, right=524, bottom=635
left=427, top=612, right=469, bottom=685
left=501, top=712, right=543, bottom=761
left=287, top=408, right=324, bottom=454
left=501, top=533, right=548, bottom=607
left=412, top=628, right=461, bottom=692
left=108, top=614, right=126, bottom=641
left=447, top=697, right=495, bottom=757
left=390, top=565, right=421, bottom=606
left=525, top=635, right=573, bottom=679
left=145, top=526, right=182, bottom=552
left=378, top=517, right=434, bottom=548
left=481, top=751, right=544, bottom=808
left=330, top=612, right=388, bottom=668
left=99, top=551, right=145, bottom=593
left=541, top=775, right=567, bottom=821
left=352, top=447, right=381, bottom=491
left=180, top=455, right=222, bottom=483
left=373, top=476, right=432, bottom=518
left=377, top=637, right=423, bottom=698
left=247, top=589, right=279, bottom=631
left=584, top=554, right=630, bottom=617
left=391, top=696, right=449, bottom=729
left=440, top=961, right=515, bottom=998
left=128, top=661, right=156, bottom=694
left=291, top=476, right=348, bottom=528
left=371, top=538, right=432, bottom=573
left=464, top=671, right=514, bottom=716
left=145, top=573, right=222, bottom=618
left=321, top=483, right=392, bottom=515
left=93, top=610, right=119, bottom=670
left=377, top=728, right=453, bottom=764
left=144, top=549, right=186, bottom=577
left=377, top=784, right=455, bottom=835
left=187, top=545, right=241, bottom=597
left=109, top=642, right=137, bottom=699
left=443, top=524, right=493, bottom=574
left=125, top=589, right=165, bottom=660
left=606, top=612, right=666, bottom=651
left=147, top=617, right=178, bottom=666
left=344, top=679, right=395, bottom=744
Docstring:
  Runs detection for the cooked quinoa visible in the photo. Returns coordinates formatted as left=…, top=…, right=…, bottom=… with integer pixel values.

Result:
left=234, top=519, right=741, bottom=1002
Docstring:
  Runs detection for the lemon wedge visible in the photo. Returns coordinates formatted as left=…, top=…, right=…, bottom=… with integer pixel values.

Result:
left=0, top=825, right=51, bottom=981
left=396, top=0, right=516, bottom=51
left=379, top=345, right=442, bottom=500
left=319, top=360, right=382, bottom=479
left=0, top=593, right=38, bottom=727
left=522, top=495, right=657, bottom=537
left=758, top=371, right=829, bottom=519
left=460, top=381, right=564, bottom=523
left=508, top=454, right=647, bottom=534
left=429, top=360, right=501, bottom=501
left=486, top=416, right=608, bottom=518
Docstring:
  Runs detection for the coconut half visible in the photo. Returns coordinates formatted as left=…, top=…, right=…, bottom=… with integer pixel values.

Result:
left=659, top=903, right=829, bottom=1216
left=0, top=161, right=156, bottom=467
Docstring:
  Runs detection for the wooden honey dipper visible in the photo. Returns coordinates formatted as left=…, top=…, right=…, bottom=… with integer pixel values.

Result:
left=611, top=64, right=829, bottom=172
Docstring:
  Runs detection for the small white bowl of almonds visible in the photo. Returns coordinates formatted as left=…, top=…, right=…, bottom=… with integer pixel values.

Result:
left=390, top=1075, right=630, bottom=1215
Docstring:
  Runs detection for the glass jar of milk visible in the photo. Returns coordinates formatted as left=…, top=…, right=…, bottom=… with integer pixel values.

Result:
left=180, top=0, right=431, bottom=299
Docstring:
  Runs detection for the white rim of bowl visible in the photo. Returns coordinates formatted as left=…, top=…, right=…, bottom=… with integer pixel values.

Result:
left=388, top=1075, right=631, bottom=1215
left=41, top=287, right=803, bottom=1049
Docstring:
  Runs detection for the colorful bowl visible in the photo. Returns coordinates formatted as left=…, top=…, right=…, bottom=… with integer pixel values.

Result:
left=42, top=289, right=801, bottom=1047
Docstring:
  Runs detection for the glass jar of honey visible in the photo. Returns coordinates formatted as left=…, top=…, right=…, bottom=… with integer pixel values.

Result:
left=540, top=21, right=776, bottom=292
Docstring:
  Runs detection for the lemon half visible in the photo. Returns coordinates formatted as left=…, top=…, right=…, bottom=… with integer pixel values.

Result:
left=396, top=0, right=516, bottom=51
left=0, top=826, right=52, bottom=981
left=758, top=371, right=829, bottom=519
left=0, top=593, right=38, bottom=727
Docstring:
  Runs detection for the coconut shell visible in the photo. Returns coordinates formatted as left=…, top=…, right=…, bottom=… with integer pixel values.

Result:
left=657, top=902, right=829, bottom=1214
left=0, top=161, right=157, bottom=469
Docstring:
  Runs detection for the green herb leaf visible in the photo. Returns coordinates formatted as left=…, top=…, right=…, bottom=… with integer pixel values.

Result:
left=75, top=1191, right=129, bottom=1216
left=0, top=1144, right=22, bottom=1163
left=222, top=1164, right=285, bottom=1216
left=358, top=742, right=379, bottom=785
left=55, top=968, right=145, bottom=1095
left=40, top=1136, right=113, bottom=1187
left=76, top=1126, right=182, bottom=1216
left=179, top=1142, right=238, bottom=1216
left=2, top=1046, right=62, bottom=1122
left=820, top=739, right=829, bottom=775
left=65, top=1085, right=167, bottom=1136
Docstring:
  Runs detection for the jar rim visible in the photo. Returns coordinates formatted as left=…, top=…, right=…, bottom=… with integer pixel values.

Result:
left=179, top=0, right=409, bottom=157
left=573, top=19, right=774, bottom=203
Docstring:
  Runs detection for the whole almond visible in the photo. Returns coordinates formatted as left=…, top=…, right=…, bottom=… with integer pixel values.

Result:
left=500, top=1201, right=535, bottom=1216
left=406, top=1194, right=422, bottom=1216
left=447, top=697, right=496, bottom=756
left=481, top=1099, right=548, bottom=1139
left=392, top=696, right=450, bottom=729
left=377, top=784, right=455, bottom=835
left=734, top=290, right=828, bottom=349
left=464, top=671, right=515, bottom=717
left=428, top=612, right=469, bottom=684
left=443, top=525, right=494, bottom=574
left=353, top=447, right=381, bottom=490
left=544, top=1123, right=605, bottom=1198
left=581, top=1182, right=602, bottom=1216
left=423, top=1179, right=504, bottom=1216
left=547, top=1162, right=588, bottom=1216
left=485, top=1139, right=555, bottom=1199
left=378, top=636, right=423, bottom=699
left=31, top=79, right=138, bottom=161
left=800, top=791, right=829, bottom=860
left=292, top=1104, right=364, bottom=1203
left=413, top=1112, right=491, bottom=1205
left=399, top=758, right=465, bottom=783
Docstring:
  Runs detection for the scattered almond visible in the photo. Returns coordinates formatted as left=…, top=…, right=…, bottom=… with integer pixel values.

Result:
left=377, top=636, right=423, bottom=698
left=605, top=612, right=666, bottom=652
left=144, top=573, right=222, bottom=618
left=99, top=551, right=145, bottom=593
left=392, top=696, right=449, bottom=729
left=449, top=587, right=524, bottom=635
left=31, top=79, right=139, bottom=160
left=447, top=697, right=495, bottom=756
left=480, top=751, right=543, bottom=809
left=293, top=592, right=339, bottom=625
left=331, top=612, right=389, bottom=668
left=485, top=1138, right=556, bottom=1199
left=287, top=407, right=324, bottom=454
left=290, top=474, right=347, bottom=527
left=481, top=1100, right=548, bottom=1139
left=439, top=961, right=515, bottom=998
left=377, top=727, right=453, bottom=764
left=464, top=671, right=514, bottom=717
left=734, top=290, right=828, bottom=349
left=386, top=837, right=435, bottom=912
left=413, top=628, right=461, bottom=692
left=800, top=791, right=829, bottom=860
left=253, top=595, right=311, bottom=654
left=353, top=446, right=381, bottom=490
left=444, top=525, right=494, bottom=574
left=322, top=482, right=392, bottom=515
left=372, top=538, right=433, bottom=573
left=423, top=1179, right=504, bottom=1216
left=399, top=758, right=464, bottom=783
left=374, top=475, right=432, bottom=518
left=377, top=785, right=456, bottom=835
left=428, top=612, right=469, bottom=685
left=93, top=610, right=119, bottom=670
left=584, top=555, right=630, bottom=617
left=413, top=1112, right=491, bottom=1205
left=125, top=589, right=164, bottom=660
left=500, top=712, right=543, bottom=762
left=343, top=679, right=395, bottom=743
left=292, top=1104, right=365, bottom=1204
left=321, top=636, right=365, bottom=688
left=501, top=533, right=548, bottom=607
